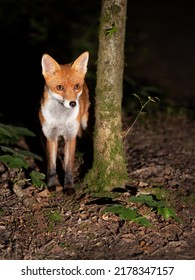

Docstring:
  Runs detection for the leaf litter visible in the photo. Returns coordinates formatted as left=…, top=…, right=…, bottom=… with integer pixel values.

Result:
left=0, top=113, right=195, bottom=259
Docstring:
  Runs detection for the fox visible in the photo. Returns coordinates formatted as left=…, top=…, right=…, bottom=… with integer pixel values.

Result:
left=39, top=52, right=90, bottom=191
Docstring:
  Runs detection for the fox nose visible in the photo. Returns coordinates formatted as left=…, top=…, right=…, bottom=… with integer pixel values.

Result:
left=69, top=101, right=77, bottom=108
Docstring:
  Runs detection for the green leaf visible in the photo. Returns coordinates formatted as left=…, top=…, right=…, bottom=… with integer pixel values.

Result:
left=102, top=205, right=121, bottom=215
left=13, top=126, right=35, bottom=137
left=0, top=124, right=17, bottom=137
left=119, top=207, right=138, bottom=220
left=0, top=155, right=13, bottom=163
left=129, top=194, right=165, bottom=208
left=0, top=127, right=12, bottom=138
left=129, top=195, right=181, bottom=223
left=105, top=23, right=117, bottom=37
left=30, top=170, right=46, bottom=187
left=129, top=194, right=153, bottom=203
left=15, top=149, right=43, bottom=161
left=0, top=146, right=42, bottom=161
left=0, top=125, right=18, bottom=144
left=103, top=205, right=136, bottom=220
left=0, top=146, right=19, bottom=154
left=103, top=205, right=151, bottom=226
left=0, top=154, right=28, bottom=169
left=9, top=157, right=28, bottom=169
left=157, top=206, right=181, bottom=222
left=0, top=124, right=35, bottom=145
left=132, top=216, right=151, bottom=227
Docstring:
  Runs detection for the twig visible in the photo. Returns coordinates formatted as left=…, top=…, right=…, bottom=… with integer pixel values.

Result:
left=123, top=95, right=159, bottom=138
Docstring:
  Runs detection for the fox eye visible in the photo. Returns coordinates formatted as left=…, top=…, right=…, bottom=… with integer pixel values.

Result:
left=74, top=83, right=80, bottom=90
left=56, top=85, right=64, bottom=91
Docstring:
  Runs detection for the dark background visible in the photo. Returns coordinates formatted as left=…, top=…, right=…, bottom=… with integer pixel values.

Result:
left=0, top=0, right=100, bottom=130
left=0, top=0, right=195, bottom=131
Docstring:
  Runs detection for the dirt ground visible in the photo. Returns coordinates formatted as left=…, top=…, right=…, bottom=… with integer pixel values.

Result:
left=0, top=112, right=195, bottom=260
left=1, top=0, right=195, bottom=260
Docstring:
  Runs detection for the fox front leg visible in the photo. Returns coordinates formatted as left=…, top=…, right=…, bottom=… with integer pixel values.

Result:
left=64, top=138, right=76, bottom=190
left=46, top=139, right=59, bottom=189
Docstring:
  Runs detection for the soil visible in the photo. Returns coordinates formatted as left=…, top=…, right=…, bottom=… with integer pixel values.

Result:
left=0, top=0, right=195, bottom=260
left=0, top=112, right=195, bottom=260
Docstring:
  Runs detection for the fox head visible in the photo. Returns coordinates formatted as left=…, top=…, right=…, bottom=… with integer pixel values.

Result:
left=41, top=52, right=89, bottom=109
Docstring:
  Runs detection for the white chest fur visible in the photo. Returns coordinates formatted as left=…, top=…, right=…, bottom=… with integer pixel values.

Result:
left=41, top=98, right=80, bottom=140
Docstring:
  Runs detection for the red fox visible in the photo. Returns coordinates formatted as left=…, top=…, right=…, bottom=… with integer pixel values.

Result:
left=39, top=52, right=90, bottom=191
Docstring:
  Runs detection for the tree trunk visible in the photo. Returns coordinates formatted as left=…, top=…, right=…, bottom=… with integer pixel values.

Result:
left=85, top=0, right=128, bottom=192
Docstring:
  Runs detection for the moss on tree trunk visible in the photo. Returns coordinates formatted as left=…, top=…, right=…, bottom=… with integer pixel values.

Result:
left=85, top=0, right=128, bottom=192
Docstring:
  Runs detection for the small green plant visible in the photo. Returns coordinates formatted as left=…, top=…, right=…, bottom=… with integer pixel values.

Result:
left=102, top=204, right=151, bottom=226
left=102, top=192, right=181, bottom=227
left=47, top=210, right=63, bottom=231
left=105, top=22, right=117, bottom=37
left=0, top=123, right=35, bottom=144
left=0, top=154, right=28, bottom=170
left=129, top=194, right=182, bottom=223
left=123, top=94, right=160, bottom=138
left=30, top=171, right=46, bottom=188
left=48, top=210, right=62, bottom=223
left=0, top=123, right=46, bottom=188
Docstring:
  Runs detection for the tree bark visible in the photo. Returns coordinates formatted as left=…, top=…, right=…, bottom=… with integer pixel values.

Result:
left=85, top=0, right=128, bottom=192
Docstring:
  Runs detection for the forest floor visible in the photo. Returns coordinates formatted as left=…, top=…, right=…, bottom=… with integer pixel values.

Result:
left=0, top=111, right=195, bottom=260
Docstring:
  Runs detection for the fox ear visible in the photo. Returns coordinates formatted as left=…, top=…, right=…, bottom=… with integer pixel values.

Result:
left=41, top=54, right=61, bottom=77
left=71, top=52, right=89, bottom=75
